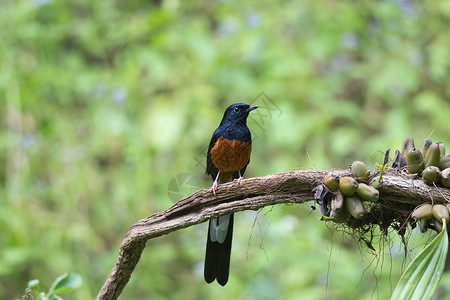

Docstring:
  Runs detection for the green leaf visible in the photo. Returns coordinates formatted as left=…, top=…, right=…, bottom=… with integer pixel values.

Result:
left=27, top=279, right=40, bottom=290
left=48, top=273, right=82, bottom=295
left=391, top=219, right=448, bottom=300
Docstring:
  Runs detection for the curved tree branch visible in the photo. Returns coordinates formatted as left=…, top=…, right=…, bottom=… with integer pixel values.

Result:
left=96, top=169, right=450, bottom=300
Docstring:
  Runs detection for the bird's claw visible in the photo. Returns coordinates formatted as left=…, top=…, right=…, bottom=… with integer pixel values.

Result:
left=233, top=176, right=243, bottom=185
left=211, top=180, right=218, bottom=196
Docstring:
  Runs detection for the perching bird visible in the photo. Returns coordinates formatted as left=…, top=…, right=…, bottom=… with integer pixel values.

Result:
left=204, top=103, right=258, bottom=286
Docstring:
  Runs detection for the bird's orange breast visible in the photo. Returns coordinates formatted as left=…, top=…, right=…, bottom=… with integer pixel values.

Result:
left=210, top=137, right=251, bottom=173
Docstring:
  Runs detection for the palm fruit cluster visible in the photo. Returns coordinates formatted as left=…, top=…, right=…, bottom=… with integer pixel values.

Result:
left=399, top=136, right=450, bottom=188
left=411, top=203, right=450, bottom=233
left=322, top=161, right=379, bottom=222
left=396, top=136, right=450, bottom=233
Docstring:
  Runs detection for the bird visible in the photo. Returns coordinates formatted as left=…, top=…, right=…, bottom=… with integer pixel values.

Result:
left=204, top=103, right=258, bottom=286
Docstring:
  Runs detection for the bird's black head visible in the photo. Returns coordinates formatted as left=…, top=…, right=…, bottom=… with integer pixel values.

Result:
left=220, top=103, right=258, bottom=126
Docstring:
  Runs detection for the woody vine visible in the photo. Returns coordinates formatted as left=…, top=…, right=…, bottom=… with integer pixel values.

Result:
left=96, top=136, right=450, bottom=300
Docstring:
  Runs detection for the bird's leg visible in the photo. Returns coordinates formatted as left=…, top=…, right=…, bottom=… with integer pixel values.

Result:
left=211, top=171, right=220, bottom=195
left=234, top=170, right=243, bottom=184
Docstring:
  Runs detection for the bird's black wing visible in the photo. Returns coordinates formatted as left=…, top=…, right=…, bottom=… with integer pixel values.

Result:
left=206, top=129, right=220, bottom=180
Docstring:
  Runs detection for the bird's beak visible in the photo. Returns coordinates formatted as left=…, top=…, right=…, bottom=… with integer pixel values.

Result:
left=246, top=106, right=259, bottom=112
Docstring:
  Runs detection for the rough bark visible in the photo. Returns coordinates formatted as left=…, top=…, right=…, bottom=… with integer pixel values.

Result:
left=96, top=169, right=450, bottom=300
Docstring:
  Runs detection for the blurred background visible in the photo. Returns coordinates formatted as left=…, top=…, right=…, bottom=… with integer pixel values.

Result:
left=1, top=0, right=450, bottom=299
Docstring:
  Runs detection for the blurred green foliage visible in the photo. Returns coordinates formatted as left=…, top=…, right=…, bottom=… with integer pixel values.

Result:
left=25, top=272, right=82, bottom=300
left=1, top=0, right=450, bottom=299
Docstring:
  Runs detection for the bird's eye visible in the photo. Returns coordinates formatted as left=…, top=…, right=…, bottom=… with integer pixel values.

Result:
left=234, top=107, right=240, bottom=112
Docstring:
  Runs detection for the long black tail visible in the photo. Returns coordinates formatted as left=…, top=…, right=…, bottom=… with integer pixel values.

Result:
left=204, top=214, right=234, bottom=286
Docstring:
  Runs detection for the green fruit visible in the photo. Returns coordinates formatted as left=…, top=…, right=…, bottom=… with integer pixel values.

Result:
left=419, top=138, right=432, bottom=157
left=356, top=183, right=379, bottom=202
left=434, top=219, right=443, bottom=232
left=344, top=196, right=364, bottom=219
left=424, top=142, right=440, bottom=168
left=440, top=167, right=450, bottom=188
left=331, top=193, right=344, bottom=211
left=323, top=173, right=339, bottom=192
left=406, top=148, right=424, bottom=174
left=422, top=166, right=440, bottom=185
left=419, top=218, right=430, bottom=233
left=439, top=155, right=450, bottom=170
left=432, top=204, right=449, bottom=223
left=350, top=161, right=368, bottom=180
left=400, top=136, right=415, bottom=159
left=339, top=177, right=358, bottom=196
left=411, top=203, right=433, bottom=220
left=369, top=177, right=382, bottom=188
left=439, top=143, right=446, bottom=157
